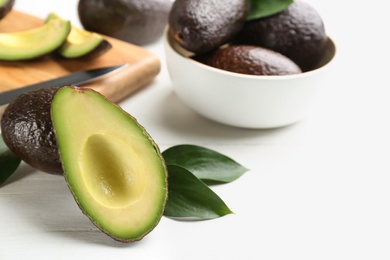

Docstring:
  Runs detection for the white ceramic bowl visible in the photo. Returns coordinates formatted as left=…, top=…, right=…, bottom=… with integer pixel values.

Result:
left=163, top=28, right=336, bottom=129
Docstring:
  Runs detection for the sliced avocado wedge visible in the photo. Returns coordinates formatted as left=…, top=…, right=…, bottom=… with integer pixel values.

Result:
left=57, top=25, right=111, bottom=59
left=0, top=17, right=70, bottom=61
left=51, top=86, right=168, bottom=242
left=46, top=13, right=111, bottom=59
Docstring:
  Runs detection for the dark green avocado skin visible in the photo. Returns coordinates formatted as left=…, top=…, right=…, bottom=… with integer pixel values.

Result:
left=1, top=87, right=62, bottom=174
left=235, top=0, right=327, bottom=72
left=78, top=0, right=172, bottom=45
left=169, top=0, right=248, bottom=53
left=0, top=0, right=15, bottom=20
left=193, top=45, right=302, bottom=76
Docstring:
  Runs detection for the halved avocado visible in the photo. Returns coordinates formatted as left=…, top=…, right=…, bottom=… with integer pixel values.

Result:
left=46, top=13, right=111, bottom=59
left=0, top=17, right=70, bottom=60
left=0, top=0, right=14, bottom=20
left=51, top=86, right=168, bottom=242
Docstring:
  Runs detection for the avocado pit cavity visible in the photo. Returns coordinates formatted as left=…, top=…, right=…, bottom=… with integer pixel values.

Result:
left=81, top=133, right=146, bottom=208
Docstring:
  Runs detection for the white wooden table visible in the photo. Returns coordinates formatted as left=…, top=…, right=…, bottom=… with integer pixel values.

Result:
left=1, top=0, right=390, bottom=259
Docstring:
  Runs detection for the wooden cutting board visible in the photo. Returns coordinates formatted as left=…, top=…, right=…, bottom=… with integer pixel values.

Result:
left=0, top=10, right=161, bottom=104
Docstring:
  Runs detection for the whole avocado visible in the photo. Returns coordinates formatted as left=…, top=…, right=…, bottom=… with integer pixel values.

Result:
left=194, top=45, right=302, bottom=76
left=78, top=0, right=172, bottom=45
left=235, top=0, right=327, bottom=71
left=169, top=0, right=248, bottom=53
left=1, top=87, right=62, bottom=174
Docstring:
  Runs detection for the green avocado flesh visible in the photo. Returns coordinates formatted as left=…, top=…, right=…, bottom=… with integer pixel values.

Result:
left=46, top=13, right=110, bottom=58
left=51, top=86, right=168, bottom=242
left=0, top=17, right=70, bottom=60
left=58, top=25, right=108, bottom=58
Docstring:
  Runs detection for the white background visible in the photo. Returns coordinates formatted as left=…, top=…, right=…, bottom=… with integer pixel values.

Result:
left=1, top=0, right=390, bottom=259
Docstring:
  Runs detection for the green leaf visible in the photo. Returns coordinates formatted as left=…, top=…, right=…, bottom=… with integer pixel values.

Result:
left=164, top=165, right=233, bottom=219
left=0, top=134, right=21, bottom=186
left=162, top=144, right=248, bottom=183
left=162, top=144, right=248, bottom=184
left=247, top=0, right=293, bottom=21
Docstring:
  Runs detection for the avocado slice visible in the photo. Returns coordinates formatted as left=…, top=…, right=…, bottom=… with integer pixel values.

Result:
left=0, top=0, right=14, bottom=20
left=0, top=17, right=70, bottom=61
left=46, top=13, right=111, bottom=59
left=51, top=86, right=168, bottom=242
left=57, top=25, right=111, bottom=58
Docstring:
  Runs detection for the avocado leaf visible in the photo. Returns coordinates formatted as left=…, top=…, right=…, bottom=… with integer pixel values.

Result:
left=0, top=134, right=21, bottom=186
left=164, top=165, right=233, bottom=219
left=247, top=0, right=293, bottom=21
left=162, top=144, right=248, bottom=184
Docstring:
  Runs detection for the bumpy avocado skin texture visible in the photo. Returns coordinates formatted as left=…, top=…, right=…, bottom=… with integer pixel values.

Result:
left=51, top=86, right=168, bottom=242
left=194, top=45, right=302, bottom=76
left=1, top=87, right=62, bottom=174
left=169, top=0, right=248, bottom=53
left=78, top=0, right=172, bottom=45
left=0, top=0, right=14, bottom=20
left=235, top=0, right=327, bottom=72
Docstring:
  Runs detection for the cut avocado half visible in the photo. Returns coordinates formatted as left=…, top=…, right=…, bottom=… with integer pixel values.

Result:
left=51, top=86, right=168, bottom=242
left=46, top=13, right=111, bottom=59
left=0, top=17, right=70, bottom=61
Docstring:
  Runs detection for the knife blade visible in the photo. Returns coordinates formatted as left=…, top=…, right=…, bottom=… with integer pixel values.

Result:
left=0, top=64, right=126, bottom=106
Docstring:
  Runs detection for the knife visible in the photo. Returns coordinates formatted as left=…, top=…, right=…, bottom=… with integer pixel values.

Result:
left=0, top=64, right=126, bottom=106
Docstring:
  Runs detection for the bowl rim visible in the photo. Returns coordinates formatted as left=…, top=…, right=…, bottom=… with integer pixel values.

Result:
left=163, top=27, right=337, bottom=81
